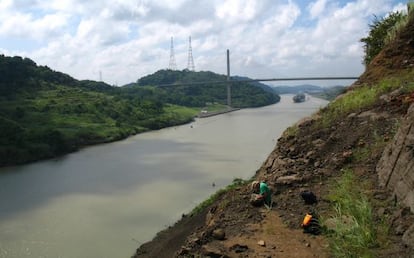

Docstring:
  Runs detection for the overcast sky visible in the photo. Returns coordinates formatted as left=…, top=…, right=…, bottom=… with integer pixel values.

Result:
left=0, top=0, right=408, bottom=86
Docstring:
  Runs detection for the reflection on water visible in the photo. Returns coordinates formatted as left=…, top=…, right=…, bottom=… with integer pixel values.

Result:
left=0, top=95, right=328, bottom=258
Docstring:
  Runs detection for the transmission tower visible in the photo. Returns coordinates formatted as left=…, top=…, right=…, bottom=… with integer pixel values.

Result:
left=168, top=36, right=177, bottom=70
left=187, top=36, right=195, bottom=71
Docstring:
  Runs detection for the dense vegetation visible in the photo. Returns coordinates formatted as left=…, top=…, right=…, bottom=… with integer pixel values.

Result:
left=0, top=56, right=197, bottom=166
left=0, top=56, right=279, bottom=167
left=361, top=9, right=408, bottom=65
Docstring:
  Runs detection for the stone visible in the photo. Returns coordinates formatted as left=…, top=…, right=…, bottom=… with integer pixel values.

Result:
left=177, top=246, right=191, bottom=255
left=377, top=207, right=386, bottom=217
left=257, top=240, right=266, bottom=246
left=202, top=245, right=228, bottom=257
left=188, top=237, right=201, bottom=245
left=394, top=223, right=406, bottom=235
left=212, top=228, right=225, bottom=240
left=229, top=244, right=249, bottom=253
left=275, top=175, right=301, bottom=185
left=312, top=139, right=325, bottom=148
left=306, top=150, right=316, bottom=158
left=403, top=223, right=414, bottom=249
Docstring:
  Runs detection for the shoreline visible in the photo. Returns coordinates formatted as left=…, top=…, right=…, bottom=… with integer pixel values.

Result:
left=197, top=107, right=241, bottom=118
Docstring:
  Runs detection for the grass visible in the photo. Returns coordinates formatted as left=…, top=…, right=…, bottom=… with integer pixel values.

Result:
left=352, top=129, right=391, bottom=163
left=202, top=103, right=229, bottom=112
left=324, top=169, right=378, bottom=258
left=385, top=2, right=414, bottom=45
left=163, top=104, right=199, bottom=118
left=316, top=72, right=414, bottom=128
left=283, top=124, right=299, bottom=138
left=190, top=178, right=248, bottom=216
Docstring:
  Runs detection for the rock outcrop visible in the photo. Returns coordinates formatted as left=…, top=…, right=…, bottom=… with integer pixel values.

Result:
left=377, top=103, right=414, bottom=248
left=377, top=103, right=414, bottom=212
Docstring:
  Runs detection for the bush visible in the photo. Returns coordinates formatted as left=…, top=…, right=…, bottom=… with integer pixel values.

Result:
left=361, top=11, right=406, bottom=65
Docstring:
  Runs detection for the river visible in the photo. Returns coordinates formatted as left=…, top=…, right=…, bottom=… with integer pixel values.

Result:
left=0, top=95, right=328, bottom=258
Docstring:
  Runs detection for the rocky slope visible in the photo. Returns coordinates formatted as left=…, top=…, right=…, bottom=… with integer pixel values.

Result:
left=133, top=10, right=414, bottom=258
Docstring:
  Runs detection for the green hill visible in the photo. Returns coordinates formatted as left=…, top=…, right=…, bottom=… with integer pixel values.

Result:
left=0, top=56, right=199, bottom=166
left=0, top=56, right=280, bottom=167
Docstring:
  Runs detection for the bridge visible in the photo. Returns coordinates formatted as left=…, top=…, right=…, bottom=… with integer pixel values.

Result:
left=159, top=50, right=359, bottom=108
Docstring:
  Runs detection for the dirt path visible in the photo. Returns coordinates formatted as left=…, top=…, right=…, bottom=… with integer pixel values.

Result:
left=133, top=204, right=329, bottom=258
left=214, top=209, right=329, bottom=257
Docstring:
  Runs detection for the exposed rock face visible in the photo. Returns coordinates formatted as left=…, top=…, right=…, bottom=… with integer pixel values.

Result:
left=377, top=103, right=414, bottom=212
left=377, top=103, right=414, bottom=248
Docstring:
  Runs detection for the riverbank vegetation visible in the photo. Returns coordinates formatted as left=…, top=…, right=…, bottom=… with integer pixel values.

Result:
left=0, top=56, right=280, bottom=167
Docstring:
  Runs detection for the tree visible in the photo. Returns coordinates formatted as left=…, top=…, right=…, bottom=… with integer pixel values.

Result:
left=361, top=11, right=405, bottom=65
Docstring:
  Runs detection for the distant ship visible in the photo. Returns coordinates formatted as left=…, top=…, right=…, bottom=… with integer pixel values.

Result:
left=293, top=93, right=306, bottom=103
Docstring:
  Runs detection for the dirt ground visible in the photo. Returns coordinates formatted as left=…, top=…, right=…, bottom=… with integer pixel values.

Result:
left=134, top=177, right=332, bottom=258
left=133, top=15, right=414, bottom=258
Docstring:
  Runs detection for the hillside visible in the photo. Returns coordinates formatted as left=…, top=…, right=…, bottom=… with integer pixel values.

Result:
left=133, top=6, right=414, bottom=258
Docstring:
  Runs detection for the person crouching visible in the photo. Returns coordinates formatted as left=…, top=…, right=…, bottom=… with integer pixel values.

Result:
left=250, top=180, right=272, bottom=208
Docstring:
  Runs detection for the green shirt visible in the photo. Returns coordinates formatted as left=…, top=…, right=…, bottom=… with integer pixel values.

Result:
left=259, top=182, right=272, bottom=205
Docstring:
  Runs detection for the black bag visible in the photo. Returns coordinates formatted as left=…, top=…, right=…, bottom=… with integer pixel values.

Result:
left=300, top=190, right=318, bottom=205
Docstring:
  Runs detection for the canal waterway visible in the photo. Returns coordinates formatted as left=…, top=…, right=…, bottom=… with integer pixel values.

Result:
left=0, top=95, right=328, bottom=258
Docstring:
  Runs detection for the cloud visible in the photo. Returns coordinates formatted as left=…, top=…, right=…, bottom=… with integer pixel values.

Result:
left=215, top=0, right=259, bottom=22
left=0, top=10, right=69, bottom=41
left=0, top=0, right=407, bottom=86
left=308, top=0, right=328, bottom=19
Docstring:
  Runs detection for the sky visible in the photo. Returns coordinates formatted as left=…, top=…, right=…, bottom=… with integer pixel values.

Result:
left=0, top=0, right=408, bottom=87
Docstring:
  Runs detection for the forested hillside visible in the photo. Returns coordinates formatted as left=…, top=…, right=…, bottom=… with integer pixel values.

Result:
left=0, top=56, right=199, bottom=166
left=0, top=56, right=279, bottom=167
